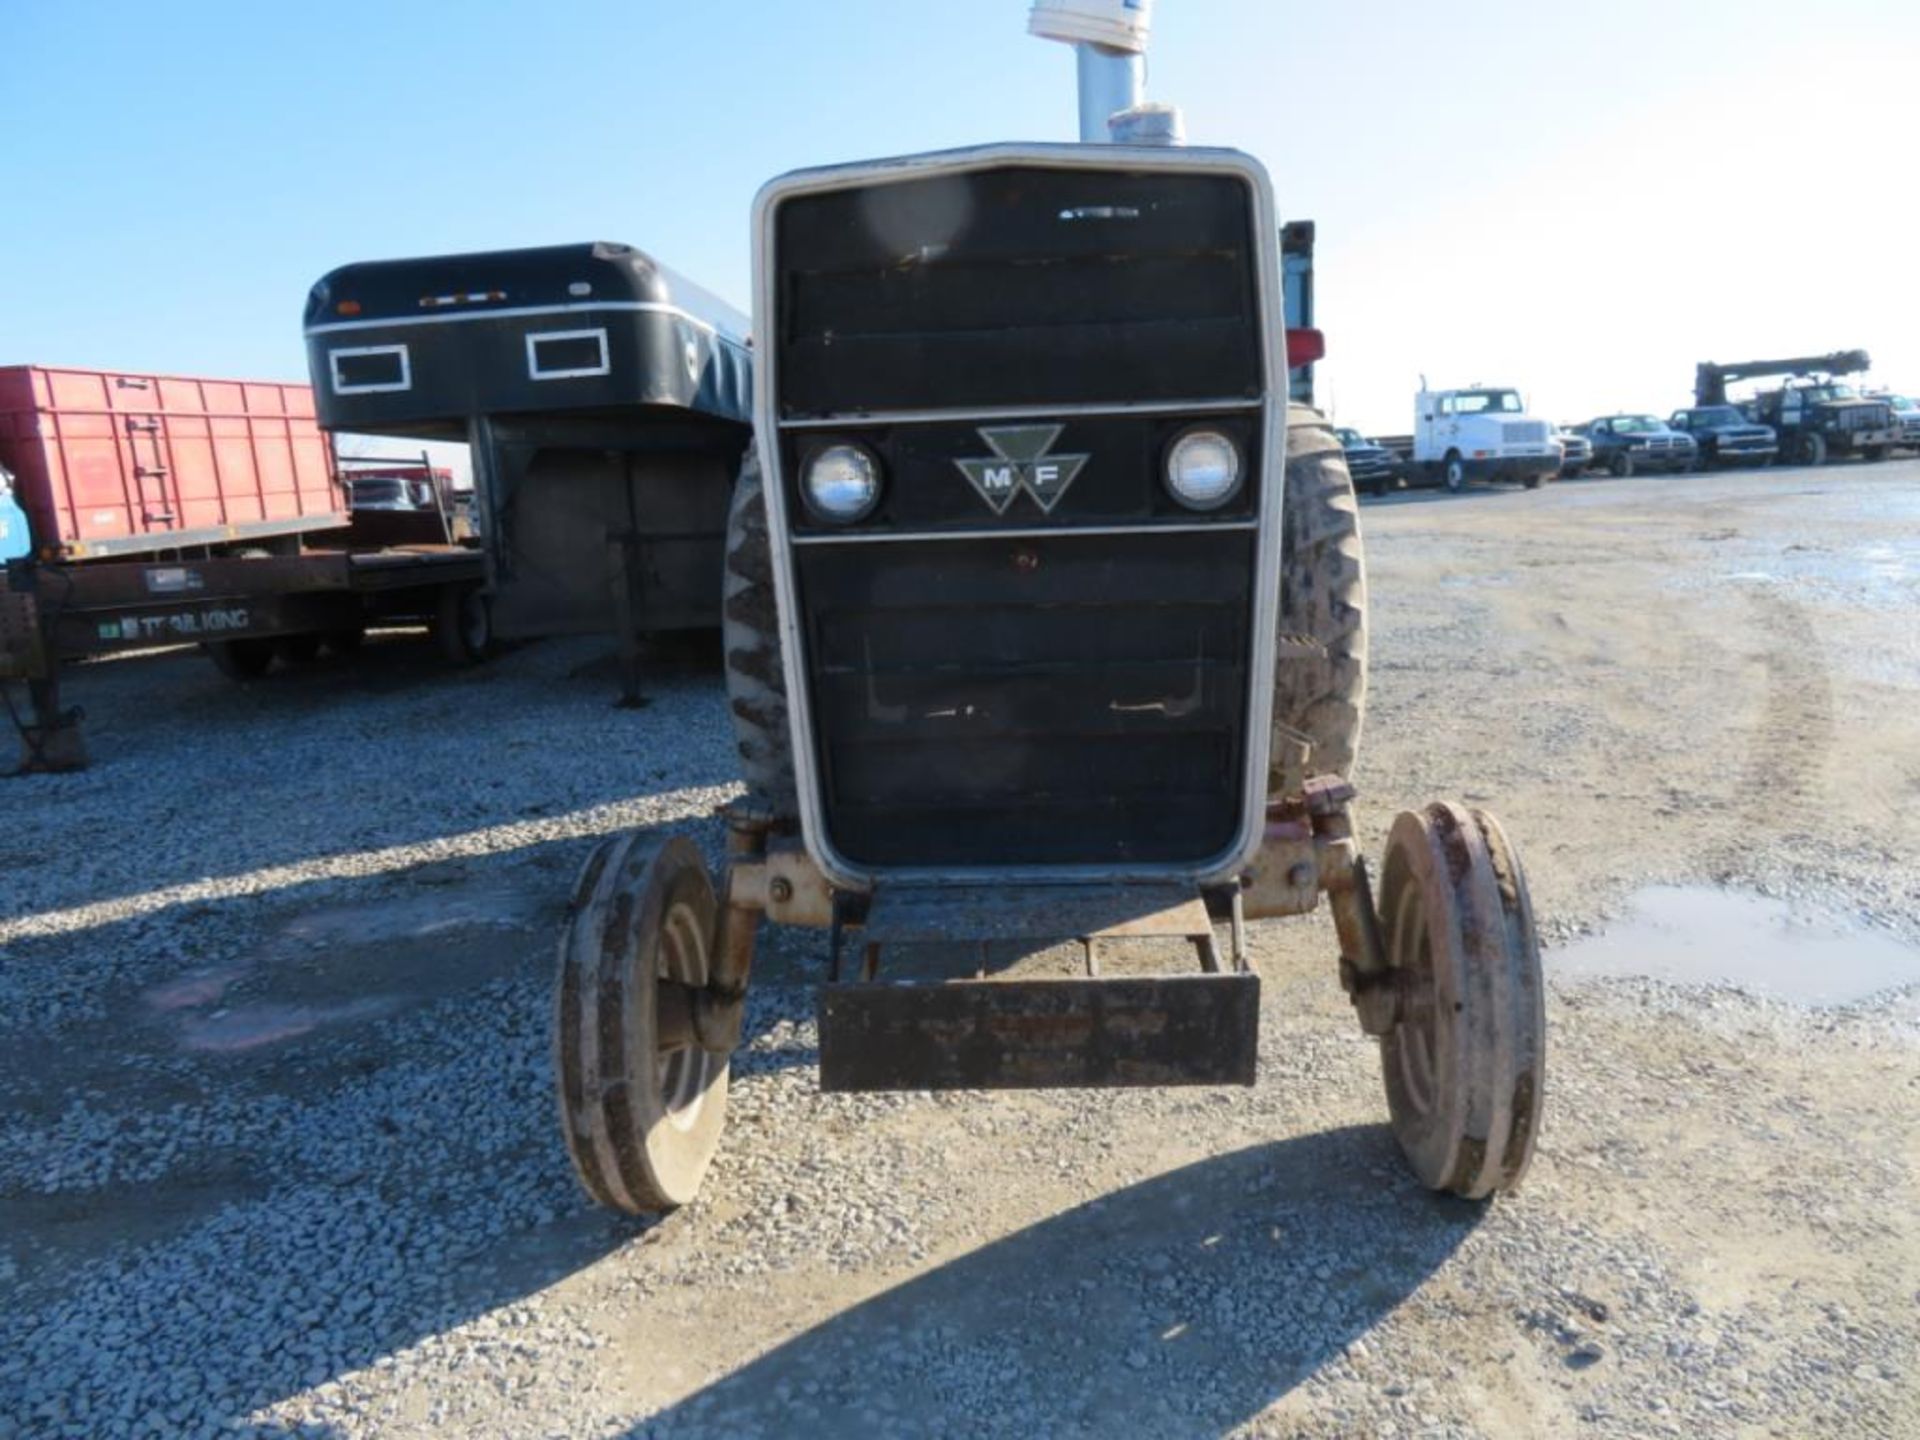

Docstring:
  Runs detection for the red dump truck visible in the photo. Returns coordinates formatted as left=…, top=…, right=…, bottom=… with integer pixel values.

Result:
left=0, top=364, right=485, bottom=772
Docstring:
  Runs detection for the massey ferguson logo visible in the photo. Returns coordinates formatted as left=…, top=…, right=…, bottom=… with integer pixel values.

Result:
left=954, top=424, right=1089, bottom=515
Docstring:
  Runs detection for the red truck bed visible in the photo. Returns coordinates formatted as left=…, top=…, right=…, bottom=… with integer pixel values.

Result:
left=0, top=365, right=346, bottom=561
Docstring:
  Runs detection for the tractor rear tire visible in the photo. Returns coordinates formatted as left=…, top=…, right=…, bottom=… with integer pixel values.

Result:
left=1273, top=405, right=1368, bottom=793
left=554, top=833, right=730, bottom=1214
left=722, top=452, right=798, bottom=821
left=1376, top=802, right=1545, bottom=1199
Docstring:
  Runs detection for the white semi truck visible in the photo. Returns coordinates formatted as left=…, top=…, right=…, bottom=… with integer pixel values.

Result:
left=1409, top=384, right=1560, bottom=491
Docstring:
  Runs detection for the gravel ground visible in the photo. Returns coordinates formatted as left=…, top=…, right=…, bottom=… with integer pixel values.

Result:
left=2, top=463, right=1917, bottom=1438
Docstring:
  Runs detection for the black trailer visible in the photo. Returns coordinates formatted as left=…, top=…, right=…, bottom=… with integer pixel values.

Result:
left=303, top=242, right=753, bottom=700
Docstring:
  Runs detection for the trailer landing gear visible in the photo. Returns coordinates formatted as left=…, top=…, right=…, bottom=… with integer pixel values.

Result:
left=6, top=676, right=87, bottom=775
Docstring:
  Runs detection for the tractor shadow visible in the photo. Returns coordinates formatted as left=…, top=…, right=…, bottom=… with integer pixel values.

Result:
left=628, top=1125, right=1483, bottom=1438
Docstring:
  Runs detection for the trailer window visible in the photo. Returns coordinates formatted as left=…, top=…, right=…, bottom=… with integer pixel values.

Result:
left=329, top=345, right=411, bottom=395
left=526, top=329, right=611, bottom=381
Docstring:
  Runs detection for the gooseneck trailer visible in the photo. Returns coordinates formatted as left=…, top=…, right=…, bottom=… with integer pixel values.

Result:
left=300, top=242, right=753, bottom=703
left=0, top=364, right=483, bottom=773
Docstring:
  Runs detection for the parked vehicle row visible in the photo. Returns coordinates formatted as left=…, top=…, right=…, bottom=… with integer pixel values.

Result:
left=1337, top=369, right=1914, bottom=498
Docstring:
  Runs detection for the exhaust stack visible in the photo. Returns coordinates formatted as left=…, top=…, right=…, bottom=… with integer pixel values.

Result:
left=1029, top=0, right=1183, bottom=145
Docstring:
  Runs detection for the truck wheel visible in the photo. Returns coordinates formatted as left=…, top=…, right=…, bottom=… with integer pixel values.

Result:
left=1522, top=473, right=1543, bottom=490
left=1377, top=803, right=1545, bottom=1199
left=204, top=638, right=275, bottom=680
left=1272, top=406, right=1368, bottom=792
left=554, top=833, right=730, bottom=1214
left=434, top=585, right=492, bottom=665
left=1610, top=452, right=1635, bottom=479
left=722, top=452, right=798, bottom=820
left=1863, top=445, right=1888, bottom=463
left=1797, top=432, right=1827, bottom=467
left=277, top=634, right=322, bottom=666
left=1443, top=452, right=1467, bottom=492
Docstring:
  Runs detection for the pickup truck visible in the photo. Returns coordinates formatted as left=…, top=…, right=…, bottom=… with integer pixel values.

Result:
left=1583, top=415, right=1698, bottom=477
left=1334, top=427, right=1402, bottom=495
left=1667, top=406, right=1778, bottom=468
left=1879, top=394, right=1920, bottom=453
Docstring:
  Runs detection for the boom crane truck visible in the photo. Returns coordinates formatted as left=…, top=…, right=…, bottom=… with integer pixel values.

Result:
left=1695, top=350, right=1897, bottom=466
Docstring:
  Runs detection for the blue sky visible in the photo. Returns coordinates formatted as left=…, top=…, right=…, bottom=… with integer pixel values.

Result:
left=4, top=0, right=1916, bottom=434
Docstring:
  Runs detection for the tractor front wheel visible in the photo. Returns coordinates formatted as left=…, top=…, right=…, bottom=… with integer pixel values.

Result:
left=554, top=833, right=731, bottom=1214
left=1376, top=802, right=1545, bottom=1199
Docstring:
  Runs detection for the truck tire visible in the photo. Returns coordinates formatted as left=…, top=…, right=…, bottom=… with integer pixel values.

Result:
left=205, top=638, right=276, bottom=680
left=1796, top=432, right=1827, bottom=467
left=434, top=585, right=493, bottom=665
left=1273, top=405, right=1368, bottom=791
left=722, top=453, right=798, bottom=820
left=277, top=634, right=322, bottom=666
left=1443, top=452, right=1467, bottom=492
left=1610, top=451, right=1634, bottom=479
left=1863, top=445, right=1888, bottom=463
left=325, top=626, right=365, bottom=656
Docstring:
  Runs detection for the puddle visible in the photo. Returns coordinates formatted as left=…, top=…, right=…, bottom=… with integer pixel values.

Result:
left=143, top=964, right=250, bottom=1013
left=280, top=890, right=538, bottom=948
left=1553, top=886, right=1920, bottom=1005
left=177, top=998, right=402, bottom=1052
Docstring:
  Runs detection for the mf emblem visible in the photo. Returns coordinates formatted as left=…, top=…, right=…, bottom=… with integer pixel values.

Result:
left=954, top=424, right=1090, bottom=515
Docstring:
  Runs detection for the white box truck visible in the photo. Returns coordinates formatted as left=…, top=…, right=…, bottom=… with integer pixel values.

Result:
left=1411, top=384, right=1560, bottom=492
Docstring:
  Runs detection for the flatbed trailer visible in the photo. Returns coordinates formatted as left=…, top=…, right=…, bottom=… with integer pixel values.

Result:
left=2, top=540, right=485, bottom=773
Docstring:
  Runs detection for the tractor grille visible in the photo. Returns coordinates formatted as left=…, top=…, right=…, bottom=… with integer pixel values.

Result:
left=1502, top=421, right=1549, bottom=445
left=773, top=166, right=1262, bottom=417
left=767, top=154, right=1271, bottom=873
left=794, top=529, right=1252, bottom=868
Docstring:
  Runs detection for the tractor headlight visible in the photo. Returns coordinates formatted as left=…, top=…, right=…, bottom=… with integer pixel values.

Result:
left=1164, top=429, right=1243, bottom=510
left=803, top=443, right=881, bottom=523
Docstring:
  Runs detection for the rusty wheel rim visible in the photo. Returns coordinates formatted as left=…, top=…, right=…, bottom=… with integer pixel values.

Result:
left=1376, top=803, right=1547, bottom=1198
left=656, top=899, right=716, bottom=1133
left=1386, top=879, right=1440, bottom=1120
